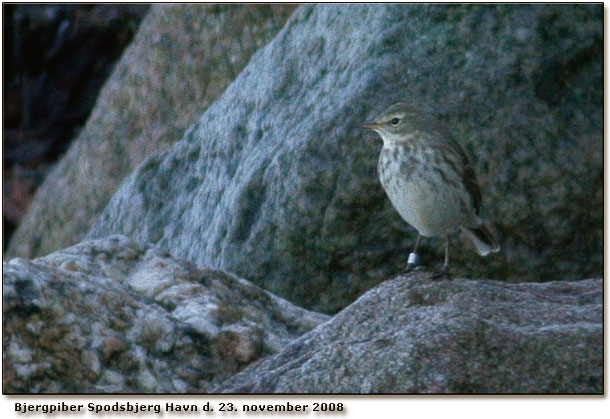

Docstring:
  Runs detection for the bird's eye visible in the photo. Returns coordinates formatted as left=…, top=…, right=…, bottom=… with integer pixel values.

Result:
left=390, top=117, right=400, bottom=126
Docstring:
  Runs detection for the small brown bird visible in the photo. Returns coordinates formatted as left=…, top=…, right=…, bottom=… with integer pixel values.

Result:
left=360, top=102, right=499, bottom=278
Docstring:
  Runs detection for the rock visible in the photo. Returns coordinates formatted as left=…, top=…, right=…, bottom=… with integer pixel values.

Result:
left=216, top=274, right=602, bottom=394
left=3, top=4, right=149, bottom=249
left=6, top=4, right=296, bottom=260
left=2, top=235, right=328, bottom=393
left=87, top=4, right=602, bottom=313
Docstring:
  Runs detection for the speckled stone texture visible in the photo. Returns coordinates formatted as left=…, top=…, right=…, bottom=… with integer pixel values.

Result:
left=216, top=274, right=602, bottom=394
left=6, top=4, right=296, bottom=260
left=3, top=235, right=328, bottom=393
left=87, top=4, right=601, bottom=313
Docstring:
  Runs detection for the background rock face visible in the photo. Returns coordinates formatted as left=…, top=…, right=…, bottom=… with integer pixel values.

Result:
left=6, top=4, right=296, bottom=259
left=3, top=4, right=148, bottom=249
left=3, top=236, right=328, bottom=393
left=216, top=275, right=603, bottom=394
left=87, top=4, right=602, bottom=313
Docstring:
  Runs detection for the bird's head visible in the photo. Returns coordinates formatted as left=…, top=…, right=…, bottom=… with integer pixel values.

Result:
left=359, top=102, right=427, bottom=143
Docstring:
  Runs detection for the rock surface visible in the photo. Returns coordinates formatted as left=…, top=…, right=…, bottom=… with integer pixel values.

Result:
left=6, top=4, right=296, bottom=260
left=216, top=274, right=603, bottom=394
left=3, top=4, right=148, bottom=248
left=3, top=235, right=328, bottom=393
left=87, top=4, right=602, bottom=313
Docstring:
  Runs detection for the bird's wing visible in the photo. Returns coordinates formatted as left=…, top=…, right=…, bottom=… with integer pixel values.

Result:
left=434, top=135, right=482, bottom=215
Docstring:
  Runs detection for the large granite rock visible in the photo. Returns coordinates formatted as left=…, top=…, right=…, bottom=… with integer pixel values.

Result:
left=87, top=4, right=602, bottom=313
left=3, top=4, right=149, bottom=249
left=216, top=274, right=602, bottom=394
left=6, top=4, right=296, bottom=260
left=3, top=235, right=328, bottom=393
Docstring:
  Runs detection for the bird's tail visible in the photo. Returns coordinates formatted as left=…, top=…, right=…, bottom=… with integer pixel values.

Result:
left=461, top=222, right=500, bottom=256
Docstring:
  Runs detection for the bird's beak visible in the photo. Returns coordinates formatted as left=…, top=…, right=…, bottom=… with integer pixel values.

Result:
left=358, top=123, right=380, bottom=131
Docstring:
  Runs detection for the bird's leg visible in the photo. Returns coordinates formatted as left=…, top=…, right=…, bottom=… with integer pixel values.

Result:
left=431, top=236, right=452, bottom=280
left=400, top=234, right=422, bottom=274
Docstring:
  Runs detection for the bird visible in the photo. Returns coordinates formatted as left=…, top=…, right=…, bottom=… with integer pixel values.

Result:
left=359, top=102, right=500, bottom=279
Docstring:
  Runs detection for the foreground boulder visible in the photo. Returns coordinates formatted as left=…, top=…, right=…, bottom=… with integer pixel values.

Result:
left=87, top=4, right=602, bottom=313
left=216, top=274, right=602, bottom=394
left=3, top=236, right=328, bottom=393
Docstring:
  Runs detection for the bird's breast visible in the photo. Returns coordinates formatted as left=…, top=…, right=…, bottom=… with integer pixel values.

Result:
left=377, top=145, right=472, bottom=237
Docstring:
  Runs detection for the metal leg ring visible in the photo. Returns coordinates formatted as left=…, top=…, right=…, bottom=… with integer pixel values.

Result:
left=407, top=252, right=420, bottom=267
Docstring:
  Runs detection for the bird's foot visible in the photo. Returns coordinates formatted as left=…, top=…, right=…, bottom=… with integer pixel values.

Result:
left=398, top=252, right=422, bottom=275
left=430, top=264, right=452, bottom=281
left=399, top=264, right=418, bottom=275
